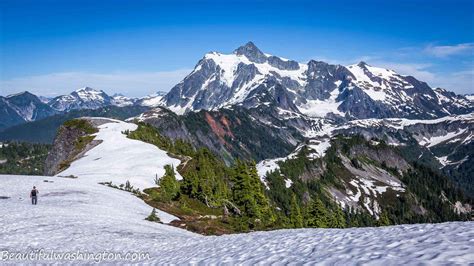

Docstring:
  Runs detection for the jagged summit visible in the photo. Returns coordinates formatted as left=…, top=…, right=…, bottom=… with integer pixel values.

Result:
left=233, top=41, right=267, bottom=63
left=75, top=86, right=96, bottom=92
left=356, top=61, right=369, bottom=67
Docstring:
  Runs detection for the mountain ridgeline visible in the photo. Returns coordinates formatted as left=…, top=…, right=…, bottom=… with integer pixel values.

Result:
left=162, top=42, right=472, bottom=119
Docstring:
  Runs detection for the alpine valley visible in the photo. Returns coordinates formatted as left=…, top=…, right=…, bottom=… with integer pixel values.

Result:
left=1, top=42, right=473, bottom=237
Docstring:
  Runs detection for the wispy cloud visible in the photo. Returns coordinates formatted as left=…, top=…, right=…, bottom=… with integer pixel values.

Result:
left=424, top=43, right=474, bottom=58
left=0, top=70, right=192, bottom=97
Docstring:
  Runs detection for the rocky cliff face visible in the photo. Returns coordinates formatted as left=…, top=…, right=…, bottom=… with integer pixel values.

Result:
left=44, top=118, right=101, bottom=176
left=129, top=106, right=303, bottom=164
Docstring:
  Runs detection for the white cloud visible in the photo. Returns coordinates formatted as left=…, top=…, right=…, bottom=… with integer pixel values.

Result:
left=424, top=43, right=474, bottom=58
left=0, top=69, right=192, bottom=97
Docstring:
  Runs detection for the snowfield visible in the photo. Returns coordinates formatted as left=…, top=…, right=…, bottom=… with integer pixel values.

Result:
left=1, top=174, right=473, bottom=264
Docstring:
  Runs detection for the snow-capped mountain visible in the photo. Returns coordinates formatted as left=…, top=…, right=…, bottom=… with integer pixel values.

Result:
left=162, top=42, right=472, bottom=119
left=0, top=91, right=57, bottom=130
left=48, top=87, right=115, bottom=112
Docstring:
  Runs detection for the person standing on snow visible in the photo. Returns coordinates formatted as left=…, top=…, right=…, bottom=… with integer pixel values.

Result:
left=30, top=186, right=39, bottom=205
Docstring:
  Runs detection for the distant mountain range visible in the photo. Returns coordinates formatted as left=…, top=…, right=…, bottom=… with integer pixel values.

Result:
left=0, top=87, right=165, bottom=130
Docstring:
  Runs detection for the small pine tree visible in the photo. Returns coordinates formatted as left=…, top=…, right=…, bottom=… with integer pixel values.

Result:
left=145, top=208, right=161, bottom=222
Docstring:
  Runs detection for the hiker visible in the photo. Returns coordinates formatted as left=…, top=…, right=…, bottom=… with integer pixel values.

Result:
left=30, top=186, right=39, bottom=205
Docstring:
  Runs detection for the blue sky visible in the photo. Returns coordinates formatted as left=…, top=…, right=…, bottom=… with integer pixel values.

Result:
left=1, top=0, right=473, bottom=97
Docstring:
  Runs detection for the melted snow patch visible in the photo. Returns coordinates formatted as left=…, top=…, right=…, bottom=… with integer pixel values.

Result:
left=298, top=88, right=344, bottom=117
left=128, top=108, right=167, bottom=122
left=346, top=177, right=405, bottom=218
left=307, top=138, right=332, bottom=159
left=418, top=128, right=468, bottom=147
left=341, top=113, right=474, bottom=131
left=256, top=158, right=285, bottom=189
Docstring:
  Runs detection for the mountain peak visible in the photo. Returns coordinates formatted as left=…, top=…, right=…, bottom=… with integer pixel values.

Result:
left=6, top=91, right=35, bottom=98
left=357, top=61, right=369, bottom=68
left=76, top=87, right=97, bottom=92
left=234, top=41, right=266, bottom=63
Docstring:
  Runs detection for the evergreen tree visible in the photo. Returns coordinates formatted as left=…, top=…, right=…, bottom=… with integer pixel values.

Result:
left=377, top=210, right=391, bottom=226
left=307, top=197, right=328, bottom=228
left=289, top=194, right=303, bottom=228
left=329, top=206, right=346, bottom=228
left=248, top=161, right=276, bottom=224
left=232, top=160, right=260, bottom=218
left=158, top=165, right=180, bottom=202
left=145, top=208, right=161, bottom=222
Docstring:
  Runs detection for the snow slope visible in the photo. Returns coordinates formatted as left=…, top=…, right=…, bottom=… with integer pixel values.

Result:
left=58, top=118, right=182, bottom=191
left=1, top=175, right=473, bottom=264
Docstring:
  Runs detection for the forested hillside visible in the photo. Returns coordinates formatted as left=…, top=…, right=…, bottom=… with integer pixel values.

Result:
left=127, top=123, right=472, bottom=234
left=0, top=142, right=51, bottom=175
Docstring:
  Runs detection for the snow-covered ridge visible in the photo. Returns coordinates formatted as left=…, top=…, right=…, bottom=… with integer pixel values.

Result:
left=138, top=91, right=167, bottom=107
left=346, top=62, right=415, bottom=104
left=57, top=118, right=182, bottom=191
